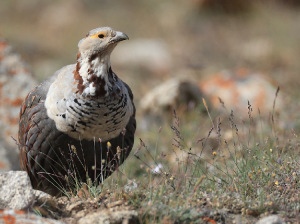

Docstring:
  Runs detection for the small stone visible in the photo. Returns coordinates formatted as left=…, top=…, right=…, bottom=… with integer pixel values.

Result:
left=78, top=210, right=138, bottom=224
left=107, top=200, right=123, bottom=208
left=256, top=215, right=285, bottom=224
left=199, top=69, right=284, bottom=116
left=75, top=210, right=86, bottom=219
left=66, top=201, right=85, bottom=212
left=56, top=196, right=69, bottom=206
left=0, top=171, right=34, bottom=210
left=140, top=77, right=203, bottom=116
left=0, top=209, right=64, bottom=224
left=33, top=190, right=52, bottom=201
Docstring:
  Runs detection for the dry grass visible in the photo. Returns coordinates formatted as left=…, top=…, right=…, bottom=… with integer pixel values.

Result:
left=109, top=95, right=300, bottom=223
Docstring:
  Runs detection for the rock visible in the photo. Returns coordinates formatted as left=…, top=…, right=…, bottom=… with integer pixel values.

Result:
left=56, top=196, right=69, bottom=207
left=112, top=39, right=171, bottom=74
left=199, top=69, right=283, bottom=116
left=0, top=209, right=65, bottom=224
left=0, top=171, right=34, bottom=210
left=256, top=215, right=285, bottom=224
left=107, top=200, right=123, bottom=208
left=66, top=201, right=85, bottom=213
left=33, top=190, right=58, bottom=213
left=78, top=210, right=138, bottom=224
left=0, top=36, right=38, bottom=171
left=75, top=210, right=86, bottom=219
left=140, top=77, right=203, bottom=114
left=33, top=190, right=52, bottom=201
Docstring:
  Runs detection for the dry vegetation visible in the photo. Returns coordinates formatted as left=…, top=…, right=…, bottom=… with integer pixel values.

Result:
left=2, top=0, right=300, bottom=223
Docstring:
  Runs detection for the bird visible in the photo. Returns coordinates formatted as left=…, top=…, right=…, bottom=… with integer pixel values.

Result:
left=18, top=27, right=136, bottom=196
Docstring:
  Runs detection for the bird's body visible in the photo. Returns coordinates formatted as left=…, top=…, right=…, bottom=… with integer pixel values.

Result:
left=18, top=27, right=136, bottom=196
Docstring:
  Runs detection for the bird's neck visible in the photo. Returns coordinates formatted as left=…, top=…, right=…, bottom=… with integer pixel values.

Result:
left=73, top=51, right=112, bottom=98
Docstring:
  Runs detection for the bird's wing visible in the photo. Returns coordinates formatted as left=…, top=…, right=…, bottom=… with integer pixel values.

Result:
left=18, top=65, right=73, bottom=185
left=121, top=80, right=136, bottom=151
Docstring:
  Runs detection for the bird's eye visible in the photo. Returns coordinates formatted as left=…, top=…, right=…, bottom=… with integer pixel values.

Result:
left=98, top=34, right=105, bottom=38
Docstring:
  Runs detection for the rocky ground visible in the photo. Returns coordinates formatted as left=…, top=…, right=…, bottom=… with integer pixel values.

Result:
left=0, top=171, right=290, bottom=224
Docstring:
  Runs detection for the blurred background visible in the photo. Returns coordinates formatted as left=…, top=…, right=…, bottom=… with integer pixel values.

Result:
left=1, top=0, right=300, bottom=174
left=1, top=0, right=300, bottom=104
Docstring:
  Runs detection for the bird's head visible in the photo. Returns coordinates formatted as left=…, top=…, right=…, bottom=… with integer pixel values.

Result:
left=77, top=27, right=129, bottom=57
